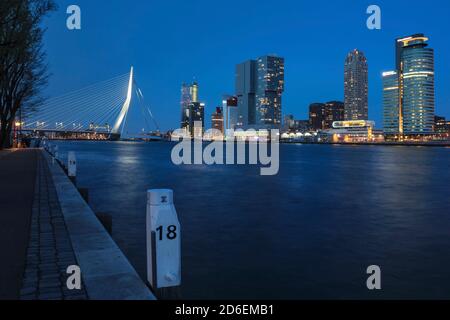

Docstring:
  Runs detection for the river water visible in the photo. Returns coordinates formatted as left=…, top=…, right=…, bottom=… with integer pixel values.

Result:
left=54, top=141, right=450, bottom=299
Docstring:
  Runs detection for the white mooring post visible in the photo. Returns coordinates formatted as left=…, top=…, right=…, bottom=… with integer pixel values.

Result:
left=68, top=151, right=77, bottom=183
left=146, top=189, right=181, bottom=295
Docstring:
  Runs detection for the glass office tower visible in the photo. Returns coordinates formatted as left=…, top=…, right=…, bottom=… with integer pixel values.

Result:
left=255, top=55, right=285, bottom=128
left=382, top=71, right=400, bottom=134
left=235, top=60, right=257, bottom=127
left=236, top=56, right=285, bottom=129
left=383, top=34, right=435, bottom=136
left=399, top=35, right=435, bottom=134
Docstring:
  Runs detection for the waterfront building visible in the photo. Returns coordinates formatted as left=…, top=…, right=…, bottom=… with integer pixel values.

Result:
left=382, top=71, right=400, bottom=135
left=211, top=107, right=224, bottom=136
left=293, top=120, right=311, bottom=133
left=255, top=55, right=285, bottom=128
left=383, top=34, right=435, bottom=138
left=309, top=101, right=345, bottom=131
left=324, top=120, right=384, bottom=143
left=180, top=81, right=205, bottom=138
left=190, top=82, right=199, bottom=103
left=223, top=95, right=238, bottom=131
left=236, top=60, right=257, bottom=127
left=434, top=116, right=449, bottom=134
left=283, top=115, right=310, bottom=133
left=309, top=103, right=325, bottom=131
left=236, top=55, right=285, bottom=129
left=283, top=114, right=295, bottom=132
left=188, top=102, right=205, bottom=138
left=344, top=49, right=369, bottom=121
left=180, top=83, right=192, bottom=130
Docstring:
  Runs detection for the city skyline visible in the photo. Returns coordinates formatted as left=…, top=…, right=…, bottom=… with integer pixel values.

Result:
left=42, top=0, right=450, bottom=131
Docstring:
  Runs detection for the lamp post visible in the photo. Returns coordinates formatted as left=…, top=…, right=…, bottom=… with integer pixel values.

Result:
left=13, top=121, right=21, bottom=148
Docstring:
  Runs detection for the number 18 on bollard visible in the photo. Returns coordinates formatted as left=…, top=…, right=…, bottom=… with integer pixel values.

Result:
left=146, top=189, right=181, bottom=291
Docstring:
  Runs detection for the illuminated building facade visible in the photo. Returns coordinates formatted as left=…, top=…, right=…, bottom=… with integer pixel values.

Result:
left=180, top=81, right=205, bottom=137
left=283, top=114, right=295, bottom=132
left=344, top=49, right=369, bottom=121
left=188, top=102, right=205, bottom=138
left=382, top=71, right=400, bottom=134
left=180, top=81, right=200, bottom=131
left=383, top=34, right=435, bottom=137
left=326, top=120, right=383, bottom=143
left=211, top=107, right=224, bottom=135
left=236, top=60, right=257, bottom=127
left=180, top=83, right=192, bottom=130
left=434, top=116, right=449, bottom=134
left=223, top=95, right=238, bottom=131
left=309, top=101, right=345, bottom=131
left=236, top=55, right=285, bottom=129
left=255, top=55, right=285, bottom=128
left=283, top=115, right=310, bottom=133
left=190, top=82, right=199, bottom=103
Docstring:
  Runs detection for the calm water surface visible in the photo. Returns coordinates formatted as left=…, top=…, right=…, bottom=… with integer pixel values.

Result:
left=54, top=141, right=450, bottom=299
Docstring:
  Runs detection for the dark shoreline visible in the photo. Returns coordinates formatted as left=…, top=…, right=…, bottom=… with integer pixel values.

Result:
left=280, top=141, right=450, bottom=147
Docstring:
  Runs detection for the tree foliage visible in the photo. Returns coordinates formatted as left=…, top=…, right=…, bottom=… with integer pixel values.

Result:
left=0, top=0, right=56, bottom=148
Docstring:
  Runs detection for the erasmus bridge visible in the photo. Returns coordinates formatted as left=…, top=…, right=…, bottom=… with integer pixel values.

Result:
left=23, top=67, right=160, bottom=140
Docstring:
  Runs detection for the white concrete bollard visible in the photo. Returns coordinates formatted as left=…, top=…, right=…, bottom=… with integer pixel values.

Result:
left=68, top=151, right=77, bottom=178
left=146, top=189, right=181, bottom=291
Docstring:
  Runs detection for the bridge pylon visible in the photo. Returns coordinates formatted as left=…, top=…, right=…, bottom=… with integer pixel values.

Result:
left=112, top=66, right=134, bottom=136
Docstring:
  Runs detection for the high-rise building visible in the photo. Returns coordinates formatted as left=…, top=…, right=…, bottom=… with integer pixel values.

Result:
left=255, top=55, right=285, bottom=128
left=236, top=60, right=257, bottom=127
left=344, top=49, right=369, bottom=121
left=180, top=81, right=205, bottom=137
left=223, top=95, right=238, bottom=131
left=190, top=81, right=199, bottom=103
left=382, top=71, right=400, bottom=134
left=188, top=102, right=205, bottom=138
left=211, top=107, right=224, bottom=134
left=235, top=55, right=285, bottom=129
left=383, top=34, right=435, bottom=136
left=309, top=101, right=345, bottom=131
left=309, top=103, right=325, bottom=131
left=180, top=83, right=192, bottom=130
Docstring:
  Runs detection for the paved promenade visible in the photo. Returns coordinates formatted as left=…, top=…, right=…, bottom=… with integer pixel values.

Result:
left=19, top=152, right=87, bottom=300
left=1, top=148, right=155, bottom=300
left=0, top=149, right=37, bottom=299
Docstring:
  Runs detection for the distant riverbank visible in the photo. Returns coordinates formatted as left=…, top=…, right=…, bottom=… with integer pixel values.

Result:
left=280, top=140, right=450, bottom=147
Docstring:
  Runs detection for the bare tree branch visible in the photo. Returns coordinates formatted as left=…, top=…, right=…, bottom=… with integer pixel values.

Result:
left=0, top=0, right=56, bottom=148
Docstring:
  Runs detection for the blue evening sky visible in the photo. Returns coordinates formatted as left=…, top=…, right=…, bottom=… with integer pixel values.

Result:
left=43, top=0, right=450, bottom=131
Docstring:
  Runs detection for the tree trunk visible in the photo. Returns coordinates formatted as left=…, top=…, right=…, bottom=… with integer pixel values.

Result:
left=0, top=122, right=7, bottom=149
left=0, top=117, right=14, bottom=149
left=5, top=122, right=13, bottom=148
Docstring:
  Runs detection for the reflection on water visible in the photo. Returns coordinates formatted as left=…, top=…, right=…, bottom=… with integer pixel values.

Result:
left=55, top=141, right=450, bottom=299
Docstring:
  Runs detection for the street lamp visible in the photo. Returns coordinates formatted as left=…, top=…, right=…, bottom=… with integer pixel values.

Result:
left=13, top=121, right=21, bottom=148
